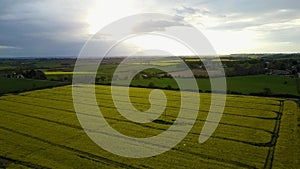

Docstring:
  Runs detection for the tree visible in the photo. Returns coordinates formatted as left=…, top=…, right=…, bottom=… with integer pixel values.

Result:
left=263, top=88, right=272, bottom=96
left=166, top=85, right=172, bottom=90
left=148, top=82, right=156, bottom=88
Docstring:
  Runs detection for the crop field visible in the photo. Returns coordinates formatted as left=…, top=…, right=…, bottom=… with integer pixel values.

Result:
left=44, top=72, right=94, bottom=75
left=0, top=85, right=299, bottom=168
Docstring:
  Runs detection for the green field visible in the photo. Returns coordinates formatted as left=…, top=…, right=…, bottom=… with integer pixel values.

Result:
left=0, top=78, right=66, bottom=94
left=44, top=69, right=299, bottom=97
left=122, top=75, right=299, bottom=96
left=0, top=85, right=299, bottom=168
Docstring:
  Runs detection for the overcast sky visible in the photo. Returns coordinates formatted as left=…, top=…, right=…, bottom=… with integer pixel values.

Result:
left=0, top=0, right=299, bottom=57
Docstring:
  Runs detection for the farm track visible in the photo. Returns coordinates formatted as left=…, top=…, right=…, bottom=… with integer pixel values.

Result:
left=1, top=94, right=278, bottom=124
left=0, top=104, right=274, bottom=166
left=1, top=90, right=278, bottom=119
left=0, top=97, right=276, bottom=143
left=0, top=121, right=258, bottom=169
left=0, top=126, right=140, bottom=169
left=70, top=90, right=281, bottom=111
left=40, top=87, right=280, bottom=106
left=1, top=90, right=279, bottom=132
left=0, top=86, right=285, bottom=168
left=0, top=105, right=273, bottom=148
left=0, top=107, right=82, bottom=130
left=263, top=100, right=284, bottom=169
left=0, top=106, right=272, bottom=168
left=9, top=91, right=280, bottom=118
left=0, top=105, right=266, bottom=168
left=174, top=148, right=257, bottom=169
left=0, top=155, right=50, bottom=169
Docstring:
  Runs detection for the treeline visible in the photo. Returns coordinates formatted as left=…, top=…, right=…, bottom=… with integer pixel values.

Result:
left=183, top=56, right=299, bottom=77
left=6, top=69, right=47, bottom=80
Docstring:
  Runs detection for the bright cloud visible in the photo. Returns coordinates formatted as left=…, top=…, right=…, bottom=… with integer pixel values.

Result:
left=0, top=0, right=299, bottom=57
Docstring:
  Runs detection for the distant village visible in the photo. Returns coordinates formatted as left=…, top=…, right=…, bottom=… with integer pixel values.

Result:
left=5, top=69, right=47, bottom=80
left=1, top=54, right=300, bottom=82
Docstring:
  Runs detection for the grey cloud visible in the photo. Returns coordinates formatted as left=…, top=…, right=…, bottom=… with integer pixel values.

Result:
left=174, top=5, right=226, bottom=21
left=204, top=0, right=300, bottom=14
left=0, top=18, right=88, bottom=57
left=0, top=0, right=299, bottom=57
left=210, top=9, right=300, bottom=31
left=175, top=6, right=199, bottom=15
left=176, top=0, right=300, bottom=31
left=264, top=28, right=300, bottom=44
left=0, top=0, right=90, bottom=57
left=175, top=5, right=215, bottom=17
left=133, top=19, right=186, bottom=33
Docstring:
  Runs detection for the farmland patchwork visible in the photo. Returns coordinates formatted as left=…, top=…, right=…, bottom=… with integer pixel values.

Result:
left=0, top=85, right=298, bottom=168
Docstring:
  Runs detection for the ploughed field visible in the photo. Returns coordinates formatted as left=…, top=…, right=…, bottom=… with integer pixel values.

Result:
left=0, top=85, right=298, bottom=168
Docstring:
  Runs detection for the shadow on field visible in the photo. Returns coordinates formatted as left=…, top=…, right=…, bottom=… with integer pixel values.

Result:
left=153, top=119, right=173, bottom=125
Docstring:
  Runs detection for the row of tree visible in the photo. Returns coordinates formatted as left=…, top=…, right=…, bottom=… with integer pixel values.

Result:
left=7, top=69, right=47, bottom=80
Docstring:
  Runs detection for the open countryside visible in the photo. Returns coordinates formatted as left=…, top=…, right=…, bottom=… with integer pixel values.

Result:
left=0, top=55, right=299, bottom=168
left=1, top=1, right=300, bottom=168
left=0, top=85, right=299, bottom=168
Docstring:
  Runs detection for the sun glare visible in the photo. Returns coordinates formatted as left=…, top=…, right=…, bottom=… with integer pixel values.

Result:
left=203, top=30, right=257, bottom=54
left=126, top=34, right=193, bottom=56
left=86, top=0, right=137, bottom=34
left=86, top=1, right=260, bottom=55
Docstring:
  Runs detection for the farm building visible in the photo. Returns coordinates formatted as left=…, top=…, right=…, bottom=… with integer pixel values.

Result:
left=16, top=74, right=25, bottom=79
